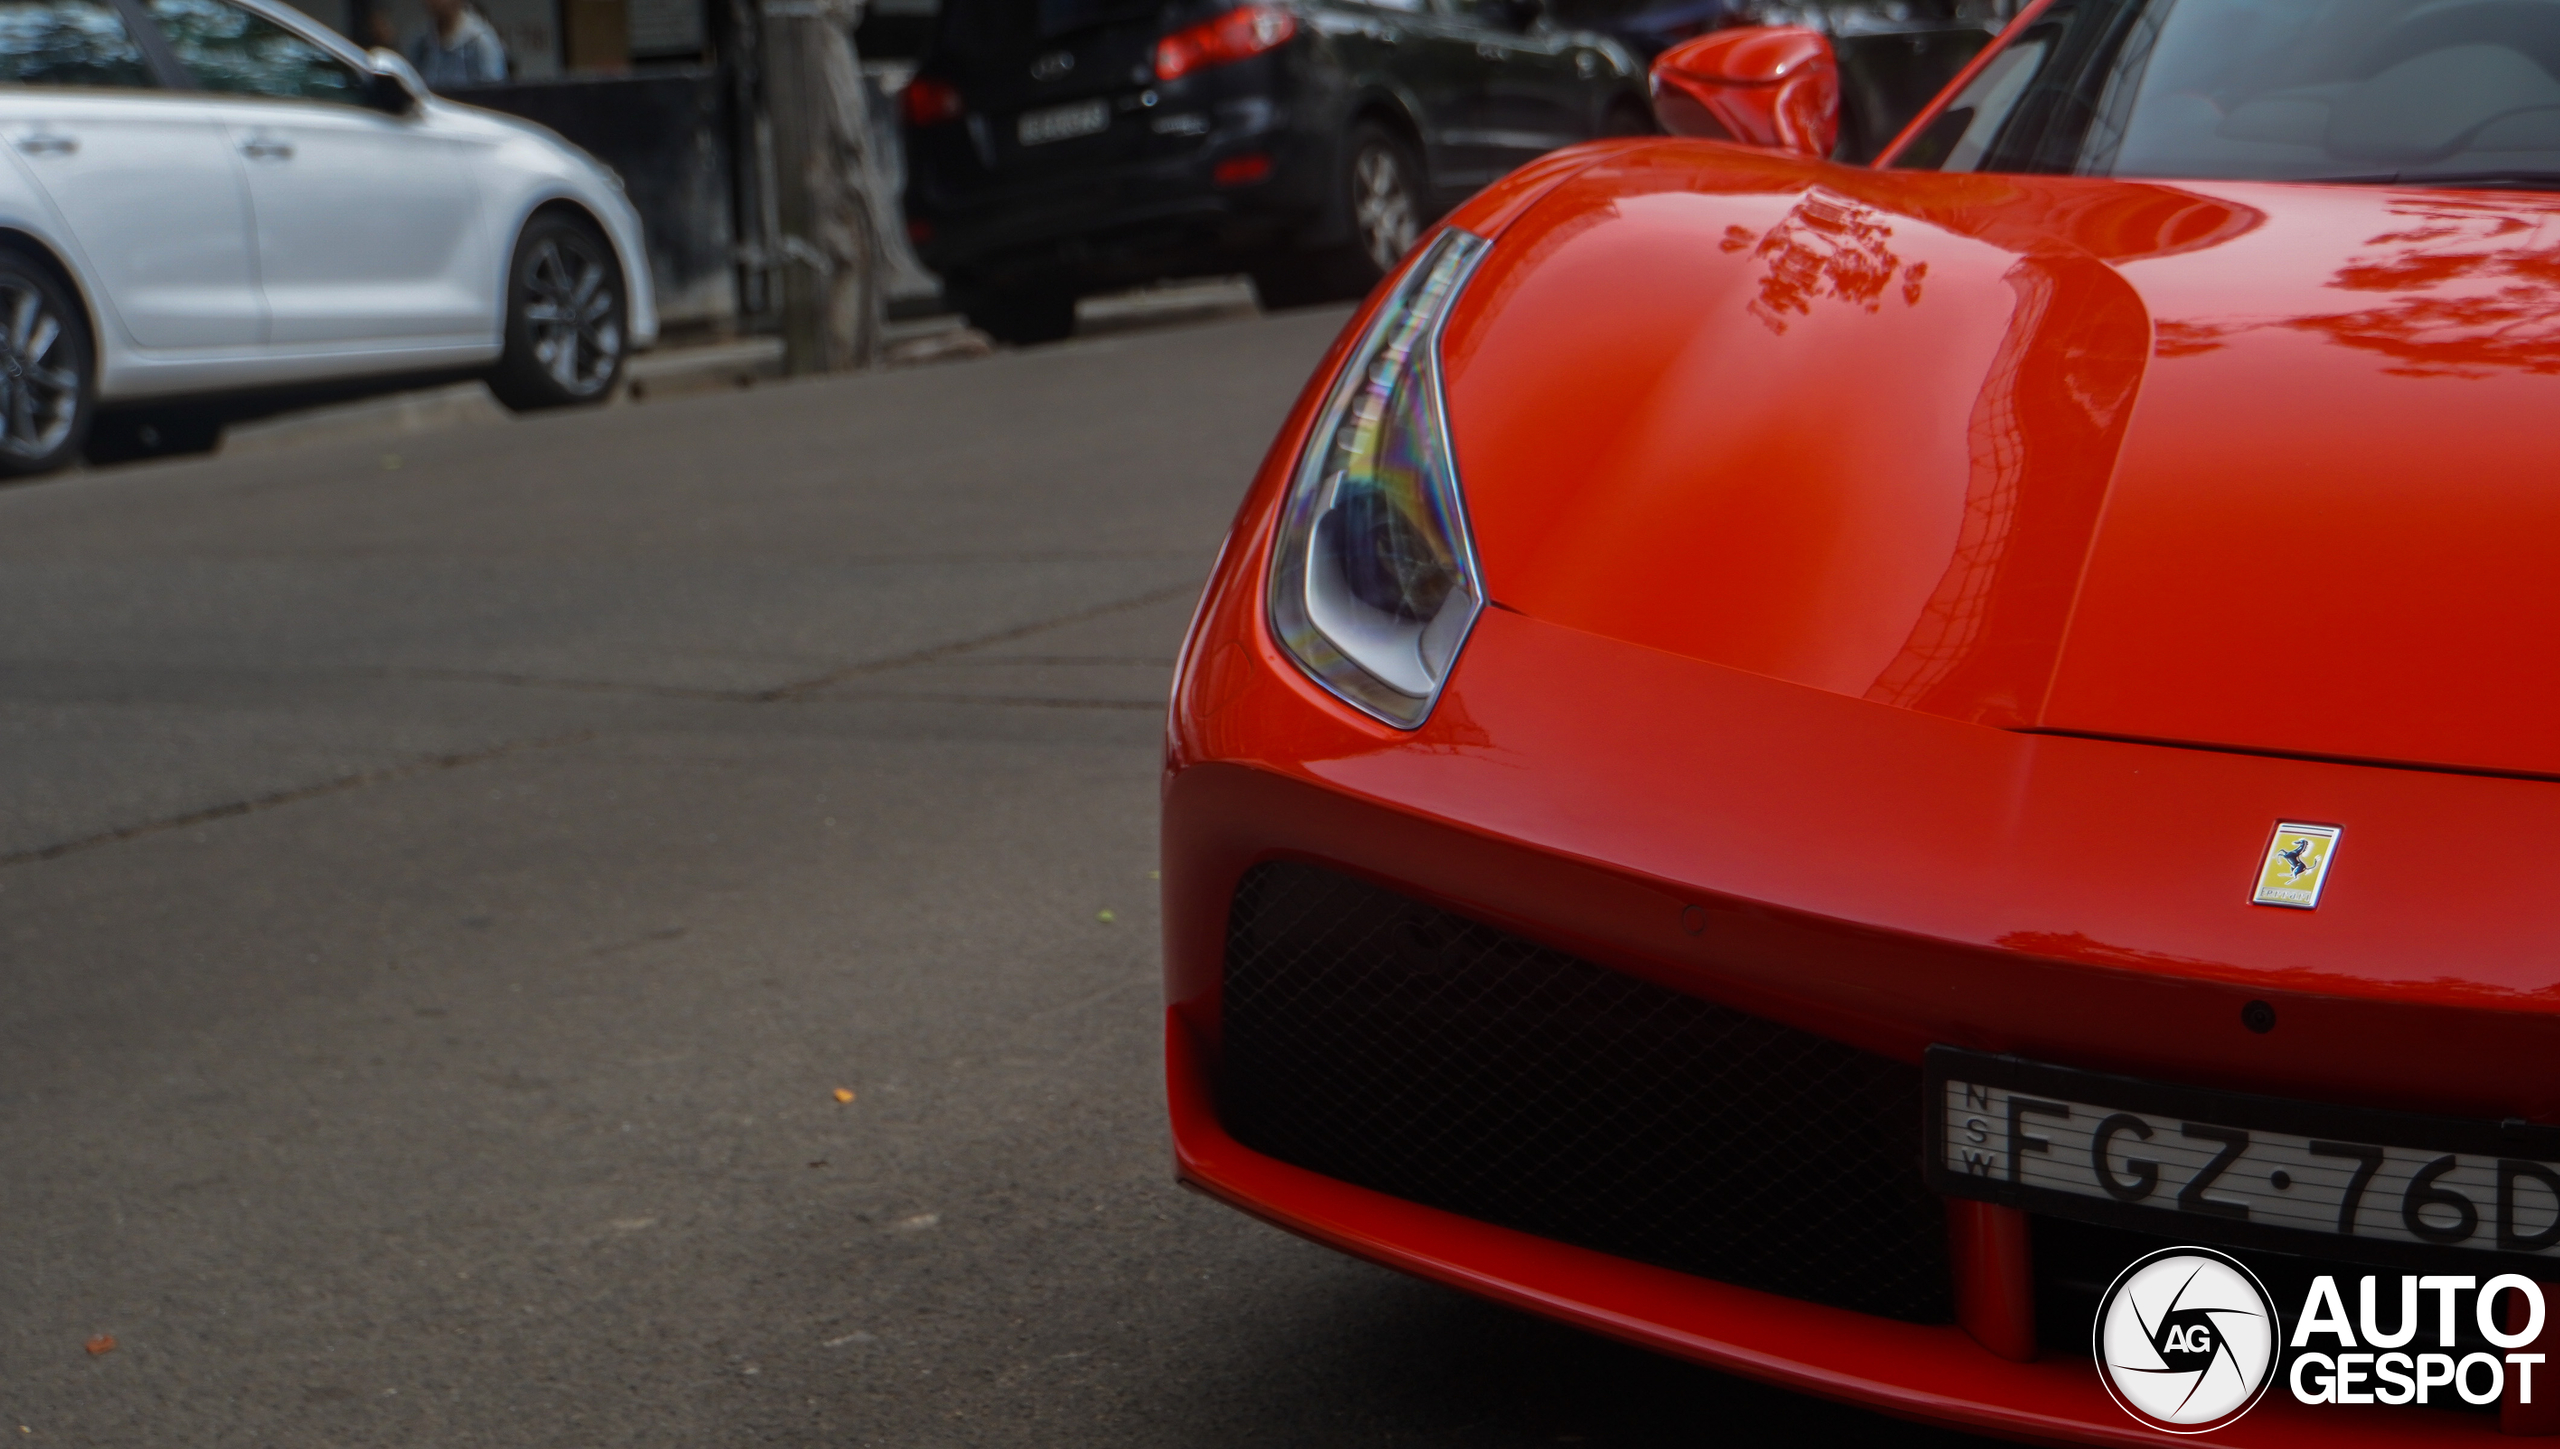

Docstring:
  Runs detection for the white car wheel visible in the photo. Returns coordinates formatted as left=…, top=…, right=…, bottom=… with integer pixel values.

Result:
left=0, top=252, right=90, bottom=477
left=489, top=213, right=627, bottom=411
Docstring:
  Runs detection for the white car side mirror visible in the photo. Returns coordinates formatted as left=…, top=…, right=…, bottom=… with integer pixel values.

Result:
left=364, top=47, right=430, bottom=113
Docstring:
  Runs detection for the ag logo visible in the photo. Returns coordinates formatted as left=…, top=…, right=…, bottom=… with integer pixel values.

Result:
left=2156, top=1310, right=2222, bottom=1369
left=2096, top=1247, right=2279, bottom=1433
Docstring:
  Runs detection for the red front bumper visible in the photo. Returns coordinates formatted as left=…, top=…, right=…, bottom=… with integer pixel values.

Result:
left=1170, top=1006, right=2493, bottom=1447
left=1163, top=595, right=2560, bottom=1444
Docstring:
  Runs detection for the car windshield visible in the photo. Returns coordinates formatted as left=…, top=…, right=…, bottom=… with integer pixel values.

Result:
left=1895, top=0, right=2560, bottom=187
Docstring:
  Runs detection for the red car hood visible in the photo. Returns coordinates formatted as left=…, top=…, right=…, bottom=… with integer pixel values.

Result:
left=1445, top=144, right=2560, bottom=778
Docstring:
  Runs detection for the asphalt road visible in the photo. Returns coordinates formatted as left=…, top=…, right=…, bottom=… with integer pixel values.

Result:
left=0, top=311, right=2000, bottom=1447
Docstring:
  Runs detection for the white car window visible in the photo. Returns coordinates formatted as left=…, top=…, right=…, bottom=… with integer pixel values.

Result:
left=0, top=0, right=156, bottom=88
left=143, top=0, right=359, bottom=102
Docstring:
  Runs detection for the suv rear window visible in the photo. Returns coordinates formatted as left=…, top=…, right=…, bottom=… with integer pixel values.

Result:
left=935, top=0, right=1164, bottom=46
left=1040, top=0, right=1157, bottom=32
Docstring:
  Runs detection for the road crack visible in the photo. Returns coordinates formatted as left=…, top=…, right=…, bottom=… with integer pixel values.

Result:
left=820, top=693, right=1163, bottom=712
left=345, top=584, right=1198, bottom=706
left=1, top=585, right=1193, bottom=869
left=751, top=583, right=1197, bottom=701
left=0, top=731, right=595, bottom=870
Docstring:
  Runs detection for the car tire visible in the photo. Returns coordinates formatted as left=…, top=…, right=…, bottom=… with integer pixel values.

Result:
left=84, top=410, right=222, bottom=466
left=958, top=281, right=1078, bottom=346
left=487, top=211, right=628, bottom=412
left=1253, top=120, right=1425, bottom=310
left=0, top=246, right=94, bottom=479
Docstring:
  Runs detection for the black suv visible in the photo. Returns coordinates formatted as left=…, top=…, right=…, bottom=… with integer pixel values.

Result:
left=901, top=0, right=1650, bottom=342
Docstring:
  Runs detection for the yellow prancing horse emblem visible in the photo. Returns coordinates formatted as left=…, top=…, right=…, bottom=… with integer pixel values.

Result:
left=2252, top=822, right=2341, bottom=909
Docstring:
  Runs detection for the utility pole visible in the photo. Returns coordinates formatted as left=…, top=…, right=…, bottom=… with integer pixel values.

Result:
left=758, top=0, right=884, bottom=374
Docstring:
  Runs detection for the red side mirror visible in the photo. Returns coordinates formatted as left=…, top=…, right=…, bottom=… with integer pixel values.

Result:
left=1649, top=26, right=1840, bottom=158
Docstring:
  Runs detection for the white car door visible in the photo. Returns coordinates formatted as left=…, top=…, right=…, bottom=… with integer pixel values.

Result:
left=0, top=0, right=261, bottom=350
left=140, top=0, right=493, bottom=348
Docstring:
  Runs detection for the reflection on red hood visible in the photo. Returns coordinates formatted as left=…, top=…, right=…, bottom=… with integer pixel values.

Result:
left=1445, top=144, right=2560, bottom=778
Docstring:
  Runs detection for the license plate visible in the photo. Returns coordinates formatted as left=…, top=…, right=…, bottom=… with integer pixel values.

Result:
left=1016, top=99, right=1109, bottom=146
left=1926, top=1047, right=2560, bottom=1267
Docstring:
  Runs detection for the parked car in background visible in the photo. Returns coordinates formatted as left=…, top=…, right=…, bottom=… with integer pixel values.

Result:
left=0, top=0, right=652, bottom=476
left=900, top=0, right=1651, bottom=343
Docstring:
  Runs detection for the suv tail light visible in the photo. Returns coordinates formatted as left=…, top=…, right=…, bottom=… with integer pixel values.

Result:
left=902, top=75, right=964, bottom=126
left=1154, top=5, right=1297, bottom=82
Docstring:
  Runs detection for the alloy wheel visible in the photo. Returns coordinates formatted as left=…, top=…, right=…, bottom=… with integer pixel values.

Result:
left=1353, top=143, right=1419, bottom=275
left=522, top=235, right=623, bottom=398
left=0, top=278, right=79, bottom=461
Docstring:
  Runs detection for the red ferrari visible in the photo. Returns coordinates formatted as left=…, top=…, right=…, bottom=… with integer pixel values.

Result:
left=1163, top=1, right=2560, bottom=1443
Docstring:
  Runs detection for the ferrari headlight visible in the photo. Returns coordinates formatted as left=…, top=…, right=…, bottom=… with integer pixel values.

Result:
left=1267, top=228, right=1491, bottom=728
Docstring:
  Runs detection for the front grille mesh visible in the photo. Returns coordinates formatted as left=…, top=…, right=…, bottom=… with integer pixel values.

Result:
left=1218, top=861, right=1950, bottom=1323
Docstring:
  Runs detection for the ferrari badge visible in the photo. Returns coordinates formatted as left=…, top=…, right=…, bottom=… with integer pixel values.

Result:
left=2252, top=822, right=2340, bottom=909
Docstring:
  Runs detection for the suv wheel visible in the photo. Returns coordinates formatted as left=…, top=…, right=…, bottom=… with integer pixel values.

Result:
left=488, top=212, right=627, bottom=411
left=1253, top=121, right=1424, bottom=310
left=0, top=247, right=92, bottom=478
left=959, top=281, right=1078, bottom=347
left=1348, top=126, right=1422, bottom=274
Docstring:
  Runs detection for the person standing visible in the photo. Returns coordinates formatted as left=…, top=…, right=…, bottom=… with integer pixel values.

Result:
left=406, top=0, right=507, bottom=89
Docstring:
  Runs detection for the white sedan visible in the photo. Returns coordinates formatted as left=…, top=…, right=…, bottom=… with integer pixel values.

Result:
left=0, top=0, right=655, bottom=474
